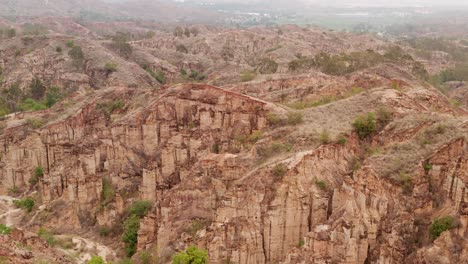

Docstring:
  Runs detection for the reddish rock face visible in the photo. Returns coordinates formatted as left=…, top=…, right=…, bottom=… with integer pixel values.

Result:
left=0, top=19, right=467, bottom=264
left=1, top=79, right=466, bottom=264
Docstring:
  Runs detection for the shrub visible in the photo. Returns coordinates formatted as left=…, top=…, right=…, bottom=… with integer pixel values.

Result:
left=272, top=163, right=287, bottom=178
left=66, top=40, right=74, bottom=47
left=27, top=117, right=44, bottom=129
left=429, top=216, right=454, bottom=239
left=172, top=246, right=208, bottom=264
left=117, top=259, right=133, bottom=264
left=286, top=112, right=303, bottom=125
left=8, top=186, right=19, bottom=195
left=129, top=200, right=152, bottom=218
left=376, top=107, right=392, bottom=128
left=30, top=78, right=46, bottom=100
left=352, top=113, right=377, bottom=139
left=111, top=33, right=132, bottom=58
left=20, top=98, right=47, bottom=111
left=99, top=100, right=125, bottom=118
left=186, top=219, right=210, bottom=237
left=99, top=226, right=110, bottom=237
left=0, top=224, right=12, bottom=235
left=319, top=129, right=331, bottom=144
left=55, top=46, right=62, bottom=53
left=298, top=239, right=305, bottom=247
left=188, top=70, right=206, bottom=81
left=257, top=141, right=292, bottom=160
left=240, top=71, right=256, bottom=82
left=87, top=256, right=106, bottom=264
left=29, top=175, right=39, bottom=186
left=146, top=68, right=166, bottom=84
left=211, top=142, right=220, bottom=154
left=176, top=44, right=188, bottom=54
left=287, top=96, right=337, bottom=109
left=173, top=26, right=184, bottom=37
left=288, top=57, right=315, bottom=72
left=423, top=163, right=433, bottom=171
left=398, top=173, right=413, bottom=194
left=7, top=28, right=16, bottom=38
left=34, top=166, right=44, bottom=177
left=101, top=178, right=115, bottom=206
left=139, top=251, right=157, bottom=264
left=14, top=197, right=35, bottom=212
left=104, top=62, right=118, bottom=73
left=266, top=113, right=284, bottom=126
left=69, top=46, right=84, bottom=69
left=44, top=86, right=64, bottom=108
left=314, top=179, right=327, bottom=190
left=337, top=135, right=347, bottom=145
left=38, top=228, right=57, bottom=245
left=257, top=58, right=278, bottom=74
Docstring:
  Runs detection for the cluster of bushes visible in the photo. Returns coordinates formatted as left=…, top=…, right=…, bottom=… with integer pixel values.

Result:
left=122, top=200, right=153, bottom=257
left=0, top=27, right=16, bottom=39
left=429, top=216, right=456, bottom=239
left=352, top=107, right=392, bottom=140
left=110, top=32, right=132, bottom=58
left=314, top=179, right=327, bottom=191
left=185, top=219, right=211, bottom=238
left=38, top=227, right=57, bottom=245
left=14, top=197, right=35, bottom=212
left=21, top=23, right=48, bottom=36
left=257, top=58, right=278, bottom=74
left=29, top=166, right=44, bottom=186
left=173, top=26, right=199, bottom=37
left=234, top=131, right=263, bottom=146
left=180, top=69, right=206, bottom=82
left=287, top=87, right=364, bottom=110
left=142, top=65, right=166, bottom=84
left=257, top=141, right=292, bottom=162
left=272, top=163, right=287, bottom=178
left=266, top=112, right=304, bottom=127
left=429, top=63, right=468, bottom=86
left=97, top=99, right=125, bottom=119
left=69, top=45, right=85, bottom=69
left=405, top=38, right=468, bottom=62
left=288, top=56, right=315, bottom=72
left=176, top=44, right=189, bottom=54
left=240, top=70, right=256, bottom=82
left=288, top=47, right=418, bottom=76
left=0, top=80, right=64, bottom=117
left=104, top=62, right=118, bottom=74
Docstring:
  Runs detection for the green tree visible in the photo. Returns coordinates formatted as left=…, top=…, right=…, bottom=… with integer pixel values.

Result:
left=122, top=214, right=140, bottom=257
left=7, top=28, right=16, bottom=38
left=30, top=78, right=46, bottom=100
left=172, top=246, right=208, bottom=264
left=2, top=83, right=24, bottom=112
left=69, top=46, right=85, bottom=69
left=173, top=26, right=184, bottom=37
left=44, top=86, right=63, bottom=108
left=111, top=32, right=132, bottom=58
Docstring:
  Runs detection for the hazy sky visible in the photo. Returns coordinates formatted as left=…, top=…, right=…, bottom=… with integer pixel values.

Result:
left=180, top=0, right=468, bottom=6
